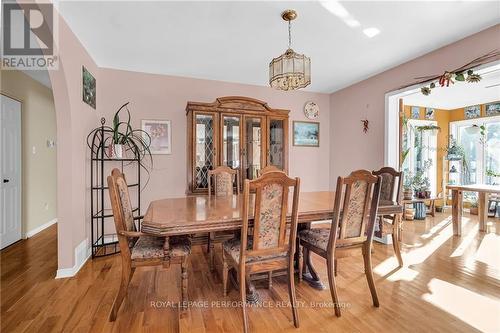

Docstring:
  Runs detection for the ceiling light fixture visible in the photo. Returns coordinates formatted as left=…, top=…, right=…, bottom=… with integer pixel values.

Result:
left=269, top=10, right=311, bottom=91
left=363, top=27, right=380, bottom=38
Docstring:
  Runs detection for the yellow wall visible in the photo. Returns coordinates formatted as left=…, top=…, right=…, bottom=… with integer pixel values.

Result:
left=1, top=70, right=57, bottom=236
left=404, top=102, right=497, bottom=205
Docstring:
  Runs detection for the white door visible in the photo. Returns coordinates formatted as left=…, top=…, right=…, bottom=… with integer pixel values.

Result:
left=1, top=94, right=22, bottom=249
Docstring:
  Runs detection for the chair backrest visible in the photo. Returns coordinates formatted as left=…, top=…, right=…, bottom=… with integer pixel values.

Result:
left=108, top=168, right=135, bottom=259
left=372, top=167, right=402, bottom=204
left=258, top=165, right=281, bottom=176
left=328, top=170, right=381, bottom=253
left=208, top=166, right=240, bottom=196
left=240, top=171, right=300, bottom=265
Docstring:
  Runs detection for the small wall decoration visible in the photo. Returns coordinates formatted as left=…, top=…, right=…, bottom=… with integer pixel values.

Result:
left=361, top=119, right=369, bottom=133
left=293, top=121, right=319, bottom=147
left=304, top=101, right=319, bottom=119
left=141, top=120, right=171, bottom=154
left=485, top=102, right=500, bottom=116
left=82, top=66, right=96, bottom=109
left=411, top=106, right=420, bottom=119
left=425, top=108, right=435, bottom=120
left=465, top=105, right=481, bottom=119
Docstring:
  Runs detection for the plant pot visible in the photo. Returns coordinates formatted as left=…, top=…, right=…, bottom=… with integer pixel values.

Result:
left=403, top=189, right=413, bottom=200
left=424, top=190, right=431, bottom=199
left=107, top=144, right=124, bottom=159
left=470, top=207, right=478, bottom=215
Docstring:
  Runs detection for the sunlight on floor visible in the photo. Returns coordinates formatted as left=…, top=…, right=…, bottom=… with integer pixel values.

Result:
left=450, top=225, right=478, bottom=258
left=474, top=233, right=500, bottom=271
left=422, top=278, right=500, bottom=332
left=374, top=216, right=462, bottom=279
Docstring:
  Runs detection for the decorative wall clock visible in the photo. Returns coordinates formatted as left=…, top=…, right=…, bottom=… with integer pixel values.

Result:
left=304, top=101, right=319, bottom=119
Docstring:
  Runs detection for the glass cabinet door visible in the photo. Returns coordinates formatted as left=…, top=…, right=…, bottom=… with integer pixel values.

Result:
left=194, top=113, right=216, bottom=190
left=221, top=115, right=241, bottom=170
left=243, top=116, right=264, bottom=180
left=268, top=118, right=285, bottom=170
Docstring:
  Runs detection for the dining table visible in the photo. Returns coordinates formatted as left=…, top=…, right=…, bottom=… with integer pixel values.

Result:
left=446, top=184, right=500, bottom=236
left=142, top=191, right=403, bottom=302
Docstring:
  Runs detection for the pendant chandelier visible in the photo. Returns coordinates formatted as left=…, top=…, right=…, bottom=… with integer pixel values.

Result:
left=269, top=10, right=311, bottom=91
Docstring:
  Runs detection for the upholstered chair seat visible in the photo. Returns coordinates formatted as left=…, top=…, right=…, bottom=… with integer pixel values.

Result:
left=131, top=235, right=191, bottom=260
left=298, top=228, right=349, bottom=251
left=222, top=238, right=287, bottom=263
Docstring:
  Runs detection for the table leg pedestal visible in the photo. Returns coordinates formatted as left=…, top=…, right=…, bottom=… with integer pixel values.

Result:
left=478, top=192, right=487, bottom=232
left=452, top=189, right=463, bottom=236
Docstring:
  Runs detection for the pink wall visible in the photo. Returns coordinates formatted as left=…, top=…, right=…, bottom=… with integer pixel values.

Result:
left=329, top=24, right=500, bottom=188
left=98, top=69, right=331, bottom=210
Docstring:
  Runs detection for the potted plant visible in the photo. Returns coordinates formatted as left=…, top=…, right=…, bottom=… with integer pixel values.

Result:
left=87, top=102, right=153, bottom=165
left=417, top=124, right=441, bottom=136
left=469, top=200, right=478, bottom=215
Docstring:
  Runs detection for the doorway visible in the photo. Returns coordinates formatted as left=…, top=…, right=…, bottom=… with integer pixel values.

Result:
left=0, top=94, right=22, bottom=249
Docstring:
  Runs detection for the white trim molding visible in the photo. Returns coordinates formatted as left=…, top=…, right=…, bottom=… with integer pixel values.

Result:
left=25, top=218, right=58, bottom=238
left=55, top=238, right=91, bottom=279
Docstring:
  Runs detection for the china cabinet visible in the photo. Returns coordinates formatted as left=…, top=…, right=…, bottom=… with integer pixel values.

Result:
left=186, top=96, right=289, bottom=194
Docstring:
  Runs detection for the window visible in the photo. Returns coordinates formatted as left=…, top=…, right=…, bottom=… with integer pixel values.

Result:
left=450, top=116, right=500, bottom=186
left=403, top=119, right=438, bottom=196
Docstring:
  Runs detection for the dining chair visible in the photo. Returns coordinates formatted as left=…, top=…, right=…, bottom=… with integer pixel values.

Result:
left=107, top=168, right=191, bottom=321
left=372, top=167, right=404, bottom=267
left=298, top=169, right=381, bottom=317
left=207, top=166, right=240, bottom=270
left=222, top=171, right=301, bottom=333
left=258, top=165, right=281, bottom=176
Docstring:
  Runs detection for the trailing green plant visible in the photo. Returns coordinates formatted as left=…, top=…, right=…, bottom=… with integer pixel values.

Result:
left=416, top=124, right=441, bottom=132
left=486, top=169, right=500, bottom=177
left=87, top=102, right=153, bottom=187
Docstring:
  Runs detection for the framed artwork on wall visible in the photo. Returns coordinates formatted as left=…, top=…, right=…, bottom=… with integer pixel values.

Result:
left=82, top=66, right=96, bottom=109
left=411, top=106, right=420, bottom=119
left=425, top=108, right=435, bottom=120
left=141, top=120, right=172, bottom=154
left=485, top=102, right=500, bottom=116
left=293, top=121, right=319, bottom=147
left=465, top=105, right=480, bottom=119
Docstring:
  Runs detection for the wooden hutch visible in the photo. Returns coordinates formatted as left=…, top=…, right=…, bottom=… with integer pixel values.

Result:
left=186, top=96, right=289, bottom=194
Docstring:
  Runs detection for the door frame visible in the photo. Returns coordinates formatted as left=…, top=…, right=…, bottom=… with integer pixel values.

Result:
left=0, top=92, right=23, bottom=247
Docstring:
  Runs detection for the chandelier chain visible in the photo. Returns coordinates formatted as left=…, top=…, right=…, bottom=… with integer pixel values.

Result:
left=288, top=20, right=292, bottom=49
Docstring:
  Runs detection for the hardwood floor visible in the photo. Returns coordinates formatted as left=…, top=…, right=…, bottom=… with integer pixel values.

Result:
left=1, top=213, right=499, bottom=332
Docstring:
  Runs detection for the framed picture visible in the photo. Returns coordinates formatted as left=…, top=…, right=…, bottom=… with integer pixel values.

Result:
left=465, top=105, right=480, bottom=119
left=411, top=106, right=420, bottom=119
left=141, top=120, right=171, bottom=154
left=485, top=102, right=500, bottom=116
left=425, top=108, right=435, bottom=120
left=293, top=121, right=319, bottom=147
left=82, top=66, right=96, bottom=109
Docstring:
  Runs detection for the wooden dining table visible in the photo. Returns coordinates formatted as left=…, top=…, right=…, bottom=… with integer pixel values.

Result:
left=446, top=184, right=500, bottom=236
left=142, top=191, right=402, bottom=301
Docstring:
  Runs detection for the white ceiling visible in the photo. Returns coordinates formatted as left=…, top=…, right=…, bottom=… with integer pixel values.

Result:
left=402, top=63, right=500, bottom=109
left=57, top=1, right=500, bottom=93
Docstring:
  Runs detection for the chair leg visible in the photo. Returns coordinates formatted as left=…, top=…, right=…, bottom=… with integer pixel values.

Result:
left=326, top=256, right=341, bottom=317
left=208, top=232, right=215, bottom=271
left=392, top=217, right=403, bottom=268
left=222, top=250, right=229, bottom=296
left=334, top=258, right=338, bottom=277
left=239, top=268, right=249, bottom=333
left=268, top=271, right=273, bottom=289
left=181, top=256, right=188, bottom=311
left=109, top=265, right=134, bottom=321
left=362, top=245, right=379, bottom=308
left=287, top=260, right=300, bottom=327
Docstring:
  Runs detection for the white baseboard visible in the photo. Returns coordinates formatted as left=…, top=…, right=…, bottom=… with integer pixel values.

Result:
left=55, top=238, right=91, bottom=279
left=25, top=218, right=57, bottom=238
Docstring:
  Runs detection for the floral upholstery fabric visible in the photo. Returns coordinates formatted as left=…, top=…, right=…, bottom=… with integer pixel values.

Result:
left=131, top=236, right=191, bottom=260
left=215, top=172, right=233, bottom=196
left=344, top=180, right=369, bottom=238
left=223, top=237, right=286, bottom=263
left=116, top=177, right=135, bottom=231
left=379, top=173, right=394, bottom=202
left=298, top=228, right=345, bottom=250
left=256, top=183, right=283, bottom=249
